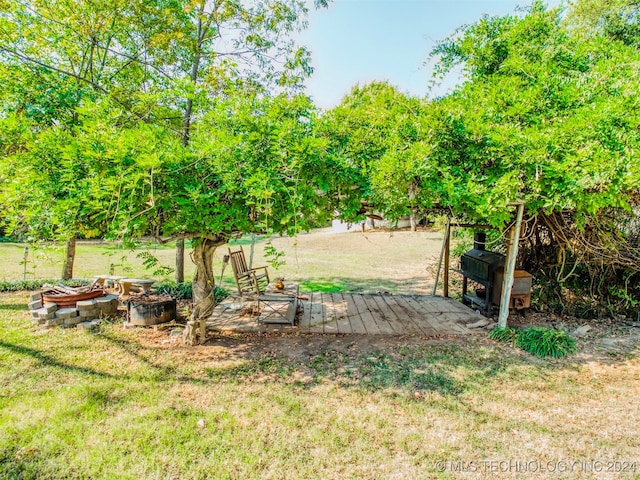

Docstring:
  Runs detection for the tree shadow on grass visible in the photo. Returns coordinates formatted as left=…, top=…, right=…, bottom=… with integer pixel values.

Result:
left=0, top=304, right=27, bottom=311
left=88, top=329, right=209, bottom=385
left=0, top=341, right=115, bottom=379
left=0, top=445, right=52, bottom=480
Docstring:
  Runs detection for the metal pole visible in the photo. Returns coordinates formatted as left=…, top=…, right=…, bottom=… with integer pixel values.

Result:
left=432, top=217, right=451, bottom=296
left=498, top=203, right=525, bottom=328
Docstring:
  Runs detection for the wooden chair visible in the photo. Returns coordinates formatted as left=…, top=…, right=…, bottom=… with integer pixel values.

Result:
left=228, top=246, right=270, bottom=295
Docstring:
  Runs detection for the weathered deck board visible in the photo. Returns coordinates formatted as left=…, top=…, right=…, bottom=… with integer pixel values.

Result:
left=306, top=293, right=325, bottom=333
left=351, top=294, right=380, bottom=334
left=321, top=293, right=339, bottom=334
left=344, top=294, right=368, bottom=333
left=331, top=293, right=352, bottom=334
left=298, top=293, right=312, bottom=330
left=384, top=295, right=432, bottom=335
left=208, top=293, right=484, bottom=336
left=362, top=294, right=396, bottom=334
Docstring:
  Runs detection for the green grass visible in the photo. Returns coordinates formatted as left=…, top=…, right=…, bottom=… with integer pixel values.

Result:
left=516, top=327, right=578, bottom=358
left=0, top=229, right=446, bottom=294
left=2, top=291, right=640, bottom=478
left=489, top=326, right=578, bottom=358
left=298, top=278, right=398, bottom=293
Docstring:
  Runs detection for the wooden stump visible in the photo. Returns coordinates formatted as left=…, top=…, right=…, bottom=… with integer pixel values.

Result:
left=183, top=319, right=206, bottom=346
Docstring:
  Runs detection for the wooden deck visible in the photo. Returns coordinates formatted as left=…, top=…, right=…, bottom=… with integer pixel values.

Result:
left=207, top=293, right=486, bottom=335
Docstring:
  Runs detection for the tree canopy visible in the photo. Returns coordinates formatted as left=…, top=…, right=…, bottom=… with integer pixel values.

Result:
left=2, top=0, right=640, bottom=318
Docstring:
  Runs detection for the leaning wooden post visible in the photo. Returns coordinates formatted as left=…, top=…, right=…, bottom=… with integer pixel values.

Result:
left=432, top=216, right=451, bottom=296
left=498, top=202, right=525, bottom=328
left=443, top=223, right=451, bottom=298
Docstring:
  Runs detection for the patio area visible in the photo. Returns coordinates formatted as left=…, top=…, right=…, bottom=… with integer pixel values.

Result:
left=207, top=292, right=487, bottom=335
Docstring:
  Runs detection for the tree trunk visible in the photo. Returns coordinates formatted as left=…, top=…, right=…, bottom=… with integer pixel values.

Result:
left=408, top=182, right=418, bottom=232
left=176, top=238, right=185, bottom=283
left=190, top=236, right=224, bottom=322
left=62, top=235, right=76, bottom=280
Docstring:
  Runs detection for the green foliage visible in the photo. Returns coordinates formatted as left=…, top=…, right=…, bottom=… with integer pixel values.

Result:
left=153, top=281, right=228, bottom=303
left=490, top=326, right=578, bottom=358
left=154, top=281, right=193, bottom=300
left=136, top=251, right=175, bottom=278
left=488, top=326, right=518, bottom=343
left=516, top=327, right=578, bottom=358
left=0, top=278, right=89, bottom=293
left=263, top=240, right=286, bottom=270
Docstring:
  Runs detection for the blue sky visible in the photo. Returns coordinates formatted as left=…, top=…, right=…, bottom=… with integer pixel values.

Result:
left=299, top=0, right=562, bottom=109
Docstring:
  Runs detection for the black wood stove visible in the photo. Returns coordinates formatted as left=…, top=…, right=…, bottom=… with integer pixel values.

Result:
left=461, top=232, right=505, bottom=315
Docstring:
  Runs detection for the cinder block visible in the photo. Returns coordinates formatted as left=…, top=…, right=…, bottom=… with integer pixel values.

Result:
left=30, top=309, right=42, bottom=319
left=55, top=308, right=78, bottom=320
left=29, top=292, right=43, bottom=302
left=45, top=318, right=64, bottom=327
left=76, top=299, right=97, bottom=309
left=28, top=300, right=43, bottom=310
left=38, top=311, right=56, bottom=320
left=43, top=303, right=58, bottom=314
left=77, top=319, right=101, bottom=329
left=64, top=317, right=82, bottom=326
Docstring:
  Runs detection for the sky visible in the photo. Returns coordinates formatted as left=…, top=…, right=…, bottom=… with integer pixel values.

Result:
left=299, top=0, right=562, bottom=110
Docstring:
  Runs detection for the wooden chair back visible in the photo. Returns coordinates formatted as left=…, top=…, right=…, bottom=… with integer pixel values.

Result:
left=229, top=247, right=249, bottom=277
left=228, top=246, right=270, bottom=295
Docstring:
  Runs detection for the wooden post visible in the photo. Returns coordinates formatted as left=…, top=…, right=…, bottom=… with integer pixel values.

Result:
left=443, top=224, right=450, bottom=298
left=498, top=203, right=525, bottom=328
left=432, top=217, right=451, bottom=296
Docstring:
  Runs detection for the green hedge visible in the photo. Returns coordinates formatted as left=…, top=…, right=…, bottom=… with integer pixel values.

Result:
left=0, top=279, right=91, bottom=293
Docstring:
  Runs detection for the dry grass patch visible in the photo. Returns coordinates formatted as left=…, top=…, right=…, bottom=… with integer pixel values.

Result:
left=2, top=291, right=640, bottom=479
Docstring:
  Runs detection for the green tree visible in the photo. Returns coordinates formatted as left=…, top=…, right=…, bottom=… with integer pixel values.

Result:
left=319, top=82, right=428, bottom=229
left=422, top=0, right=640, bottom=314
left=0, top=0, right=336, bottom=318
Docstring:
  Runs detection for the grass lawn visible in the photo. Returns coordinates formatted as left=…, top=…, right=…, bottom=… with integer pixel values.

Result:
left=2, top=291, right=640, bottom=479
left=1, top=229, right=447, bottom=294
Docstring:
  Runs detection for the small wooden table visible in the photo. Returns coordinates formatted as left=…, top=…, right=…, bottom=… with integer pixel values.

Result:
left=258, top=283, right=299, bottom=325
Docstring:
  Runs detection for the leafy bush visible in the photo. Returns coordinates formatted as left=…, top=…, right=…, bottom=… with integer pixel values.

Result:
left=153, top=281, right=229, bottom=303
left=516, top=327, right=577, bottom=358
left=488, top=326, right=518, bottom=343
left=154, top=281, right=193, bottom=299
left=0, top=278, right=90, bottom=292
left=489, top=326, right=577, bottom=358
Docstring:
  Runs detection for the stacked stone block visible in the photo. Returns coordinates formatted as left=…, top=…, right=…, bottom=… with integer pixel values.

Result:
left=27, top=292, right=120, bottom=329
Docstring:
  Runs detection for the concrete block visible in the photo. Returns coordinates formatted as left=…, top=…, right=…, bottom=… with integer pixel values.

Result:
left=30, top=292, right=43, bottom=302
left=43, top=303, right=58, bottom=314
left=38, top=311, right=56, bottom=320
left=79, top=310, right=99, bottom=318
left=64, top=317, right=82, bottom=326
left=55, top=308, right=78, bottom=320
left=28, top=299, right=43, bottom=310
left=77, top=319, right=101, bottom=329
left=77, top=299, right=97, bottom=309
left=30, top=309, right=42, bottom=319
left=45, top=318, right=64, bottom=327
left=96, top=297, right=117, bottom=316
